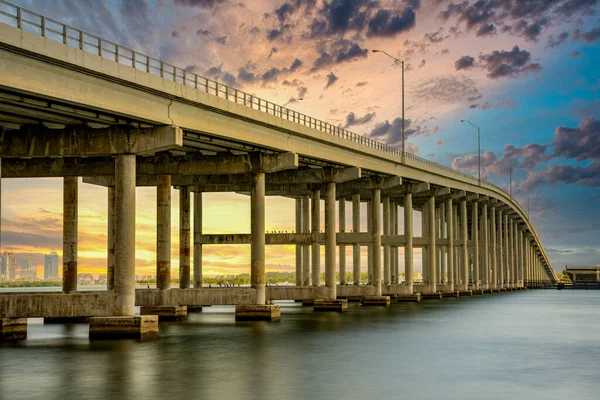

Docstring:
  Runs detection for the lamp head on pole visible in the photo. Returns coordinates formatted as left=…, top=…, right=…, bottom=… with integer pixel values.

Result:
left=372, top=49, right=380, bottom=53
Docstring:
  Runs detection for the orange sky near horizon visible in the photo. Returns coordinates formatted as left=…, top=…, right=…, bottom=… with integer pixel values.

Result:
left=2, top=177, right=425, bottom=278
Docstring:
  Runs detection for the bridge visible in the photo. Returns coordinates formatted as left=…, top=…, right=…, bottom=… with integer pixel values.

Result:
left=0, top=1, right=556, bottom=340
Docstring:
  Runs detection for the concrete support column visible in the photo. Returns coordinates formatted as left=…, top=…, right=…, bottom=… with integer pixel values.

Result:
left=193, top=191, right=203, bottom=288
left=156, top=175, right=171, bottom=291
left=482, top=203, right=489, bottom=289
left=404, top=192, right=414, bottom=293
left=428, top=196, right=437, bottom=293
left=107, top=186, right=115, bottom=291
left=511, top=220, right=516, bottom=288
left=453, top=204, right=459, bottom=286
left=383, top=196, right=391, bottom=285
left=302, top=195, right=310, bottom=286
left=440, top=202, right=446, bottom=285
left=295, top=198, right=302, bottom=286
left=461, top=200, right=469, bottom=291
left=372, top=188, right=382, bottom=296
left=62, top=176, right=78, bottom=293
left=490, top=207, right=497, bottom=289
left=114, top=154, right=136, bottom=315
left=504, top=214, right=509, bottom=288
left=517, top=225, right=523, bottom=287
left=179, top=186, right=191, bottom=289
left=324, top=182, right=336, bottom=300
left=339, top=198, right=346, bottom=285
left=498, top=209, right=504, bottom=288
left=311, top=189, right=321, bottom=287
left=392, top=202, right=398, bottom=284
left=472, top=202, right=479, bottom=289
left=367, top=200, right=373, bottom=285
left=251, top=172, right=266, bottom=305
left=446, top=198, right=454, bottom=291
left=352, top=194, right=361, bottom=285
left=422, top=203, right=428, bottom=284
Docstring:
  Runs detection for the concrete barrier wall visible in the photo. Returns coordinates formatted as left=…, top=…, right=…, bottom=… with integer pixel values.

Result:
left=0, top=292, right=116, bottom=318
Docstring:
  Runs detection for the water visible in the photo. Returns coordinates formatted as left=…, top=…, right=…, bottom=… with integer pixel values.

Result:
left=1, top=290, right=599, bottom=400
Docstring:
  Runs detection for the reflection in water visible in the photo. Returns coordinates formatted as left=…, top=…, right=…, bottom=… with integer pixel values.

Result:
left=1, top=291, right=600, bottom=400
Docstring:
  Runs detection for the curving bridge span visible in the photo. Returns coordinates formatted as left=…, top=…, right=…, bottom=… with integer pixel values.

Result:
left=0, top=1, right=556, bottom=339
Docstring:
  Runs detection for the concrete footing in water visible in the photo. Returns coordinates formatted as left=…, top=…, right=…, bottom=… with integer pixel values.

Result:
left=362, top=296, right=391, bottom=306
left=301, top=299, right=315, bottom=306
left=472, top=289, right=485, bottom=295
left=89, top=316, right=159, bottom=340
left=483, top=289, right=494, bottom=294
left=314, top=299, right=348, bottom=312
left=422, top=292, right=443, bottom=300
left=140, top=306, right=188, bottom=321
left=186, top=305, right=203, bottom=312
left=442, top=291, right=460, bottom=298
left=459, top=290, right=473, bottom=296
left=396, top=294, right=421, bottom=302
left=234, top=305, right=281, bottom=322
left=0, top=318, right=27, bottom=340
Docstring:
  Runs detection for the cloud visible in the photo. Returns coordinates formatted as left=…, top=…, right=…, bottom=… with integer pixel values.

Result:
left=308, top=0, right=418, bottom=38
left=520, top=162, right=600, bottom=191
left=439, top=0, right=595, bottom=42
left=311, top=39, right=368, bottom=72
left=366, top=8, right=416, bottom=37
left=410, top=75, right=482, bottom=105
left=367, top=117, right=428, bottom=147
left=455, top=55, right=475, bottom=70
left=174, top=0, right=226, bottom=7
left=476, top=23, right=496, bottom=36
left=546, top=32, right=569, bottom=49
left=343, top=112, right=376, bottom=128
left=454, top=118, right=600, bottom=190
left=325, top=72, right=338, bottom=88
left=479, top=45, right=542, bottom=79
left=551, top=118, right=600, bottom=162
left=572, top=27, right=600, bottom=43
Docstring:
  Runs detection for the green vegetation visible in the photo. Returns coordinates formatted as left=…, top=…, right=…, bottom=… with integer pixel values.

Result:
left=0, top=281, right=61, bottom=288
left=558, top=270, right=572, bottom=282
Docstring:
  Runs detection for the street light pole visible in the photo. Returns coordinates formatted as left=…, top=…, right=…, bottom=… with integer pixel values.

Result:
left=460, top=119, right=481, bottom=186
left=372, top=49, right=405, bottom=162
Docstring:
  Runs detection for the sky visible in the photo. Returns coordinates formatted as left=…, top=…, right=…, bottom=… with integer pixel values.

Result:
left=2, top=0, right=599, bottom=277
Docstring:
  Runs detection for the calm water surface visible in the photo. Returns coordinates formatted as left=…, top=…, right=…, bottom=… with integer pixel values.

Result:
left=1, top=290, right=599, bottom=400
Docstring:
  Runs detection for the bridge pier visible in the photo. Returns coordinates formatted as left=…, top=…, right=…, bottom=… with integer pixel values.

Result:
left=235, top=172, right=280, bottom=321
left=91, top=154, right=160, bottom=339
left=156, top=174, right=172, bottom=291
left=339, top=198, right=346, bottom=285
left=404, top=191, right=414, bottom=294
left=62, top=176, right=78, bottom=293
left=179, top=186, right=191, bottom=289
left=302, top=195, right=310, bottom=286
left=352, top=194, right=361, bottom=286
left=193, top=191, right=203, bottom=288
left=311, top=188, right=320, bottom=287
left=296, top=198, right=303, bottom=285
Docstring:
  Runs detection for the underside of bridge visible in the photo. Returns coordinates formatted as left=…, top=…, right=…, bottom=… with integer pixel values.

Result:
left=0, top=4, right=556, bottom=339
